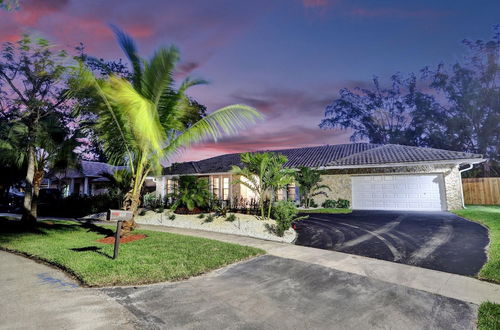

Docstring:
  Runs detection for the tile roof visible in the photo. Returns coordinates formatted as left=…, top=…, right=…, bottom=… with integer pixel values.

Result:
left=163, top=143, right=482, bottom=175
left=328, top=144, right=482, bottom=167
left=54, top=161, right=126, bottom=179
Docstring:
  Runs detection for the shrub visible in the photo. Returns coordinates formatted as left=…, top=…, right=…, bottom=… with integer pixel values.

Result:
left=197, top=213, right=205, bottom=219
left=225, top=213, right=237, bottom=222
left=272, top=201, right=308, bottom=237
left=143, top=192, right=163, bottom=210
left=171, top=176, right=210, bottom=212
left=138, top=209, right=146, bottom=216
left=155, top=206, right=164, bottom=213
left=38, top=193, right=121, bottom=218
left=168, top=213, right=176, bottom=221
left=322, top=199, right=337, bottom=208
left=204, top=214, right=215, bottom=223
left=336, top=198, right=350, bottom=209
left=309, top=200, right=318, bottom=208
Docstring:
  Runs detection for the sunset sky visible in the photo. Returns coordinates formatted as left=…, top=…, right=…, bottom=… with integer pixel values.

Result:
left=1, top=0, right=498, bottom=162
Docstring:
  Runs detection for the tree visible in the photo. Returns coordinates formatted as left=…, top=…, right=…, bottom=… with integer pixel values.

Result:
left=319, top=73, right=439, bottom=146
left=99, top=169, right=133, bottom=208
left=320, top=26, right=500, bottom=177
left=74, top=27, right=262, bottom=235
left=294, top=167, right=331, bottom=208
left=0, top=35, right=76, bottom=224
left=231, top=152, right=294, bottom=219
left=0, top=0, right=18, bottom=11
left=423, top=26, right=500, bottom=176
left=265, top=154, right=295, bottom=218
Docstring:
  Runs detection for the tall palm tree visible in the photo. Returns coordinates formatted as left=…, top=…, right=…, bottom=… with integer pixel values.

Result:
left=74, top=27, right=262, bottom=235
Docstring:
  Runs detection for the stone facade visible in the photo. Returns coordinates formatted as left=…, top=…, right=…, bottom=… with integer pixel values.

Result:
left=313, top=164, right=464, bottom=210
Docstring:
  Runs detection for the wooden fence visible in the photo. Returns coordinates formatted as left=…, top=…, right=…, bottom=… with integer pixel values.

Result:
left=462, top=177, right=500, bottom=205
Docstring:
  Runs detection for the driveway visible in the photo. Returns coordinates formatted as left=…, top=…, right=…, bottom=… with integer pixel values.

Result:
left=294, top=211, right=489, bottom=276
left=103, top=255, right=476, bottom=329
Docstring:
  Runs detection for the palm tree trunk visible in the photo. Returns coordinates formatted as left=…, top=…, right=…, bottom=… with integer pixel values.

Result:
left=30, top=170, right=44, bottom=220
left=21, top=144, right=36, bottom=225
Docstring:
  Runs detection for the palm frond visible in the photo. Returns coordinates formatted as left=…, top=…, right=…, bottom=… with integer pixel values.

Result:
left=165, top=105, right=262, bottom=158
left=141, top=46, right=179, bottom=106
left=110, top=24, right=143, bottom=90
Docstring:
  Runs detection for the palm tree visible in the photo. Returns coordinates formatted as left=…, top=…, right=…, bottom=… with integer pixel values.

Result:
left=294, top=167, right=331, bottom=208
left=231, top=152, right=294, bottom=219
left=74, top=27, right=262, bottom=235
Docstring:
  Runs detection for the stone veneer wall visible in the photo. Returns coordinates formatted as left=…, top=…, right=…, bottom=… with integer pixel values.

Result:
left=314, top=164, right=463, bottom=210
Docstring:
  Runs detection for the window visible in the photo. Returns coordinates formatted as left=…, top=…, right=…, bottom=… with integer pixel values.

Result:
left=167, top=179, right=175, bottom=194
left=213, top=177, right=220, bottom=198
left=223, top=177, right=230, bottom=200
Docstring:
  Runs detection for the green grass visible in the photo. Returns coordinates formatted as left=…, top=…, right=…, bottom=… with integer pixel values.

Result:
left=477, top=302, right=500, bottom=330
left=0, top=219, right=264, bottom=287
left=452, top=205, right=500, bottom=283
left=299, top=208, right=352, bottom=214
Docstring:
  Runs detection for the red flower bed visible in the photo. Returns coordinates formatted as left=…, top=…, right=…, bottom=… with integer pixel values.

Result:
left=174, top=207, right=203, bottom=214
left=96, top=234, right=147, bottom=244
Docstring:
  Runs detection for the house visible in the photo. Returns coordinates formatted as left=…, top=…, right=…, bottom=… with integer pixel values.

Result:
left=44, top=161, right=126, bottom=196
left=155, top=143, right=484, bottom=211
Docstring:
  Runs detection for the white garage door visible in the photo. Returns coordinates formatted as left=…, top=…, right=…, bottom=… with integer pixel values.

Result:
left=351, top=174, right=445, bottom=211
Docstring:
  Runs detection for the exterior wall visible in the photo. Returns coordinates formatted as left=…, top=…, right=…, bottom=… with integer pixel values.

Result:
left=314, top=164, right=463, bottom=210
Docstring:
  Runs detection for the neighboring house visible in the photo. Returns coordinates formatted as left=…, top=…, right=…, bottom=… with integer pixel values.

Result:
left=44, top=161, right=126, bottom=196
left=156, top=143, right=484, bottom=211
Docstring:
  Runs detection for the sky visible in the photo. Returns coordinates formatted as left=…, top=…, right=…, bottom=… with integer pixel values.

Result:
left=1, top=0, right=499, bottom=162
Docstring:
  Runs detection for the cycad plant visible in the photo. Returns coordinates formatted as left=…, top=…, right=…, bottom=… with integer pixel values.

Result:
left=73, top=27, right=261, bottom=235
left=294, top=167, right=331, bottom=208
left=231, top=152, right=294, bottom=219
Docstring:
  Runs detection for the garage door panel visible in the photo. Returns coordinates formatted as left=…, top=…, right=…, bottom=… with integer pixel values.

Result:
left=352, top=174, right=444, bottom=211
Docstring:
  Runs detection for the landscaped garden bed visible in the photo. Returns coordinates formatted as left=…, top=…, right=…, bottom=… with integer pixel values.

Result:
left=0, top=218, right=264, bottom=287
left=136, top=210, right=297, bottom=243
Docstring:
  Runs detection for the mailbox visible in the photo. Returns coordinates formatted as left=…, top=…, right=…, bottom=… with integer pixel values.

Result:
left=108, top=209, right=133, bottom=221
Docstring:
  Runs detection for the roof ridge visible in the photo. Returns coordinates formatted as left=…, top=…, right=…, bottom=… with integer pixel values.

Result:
left=328, top=144, right=386, bottom=166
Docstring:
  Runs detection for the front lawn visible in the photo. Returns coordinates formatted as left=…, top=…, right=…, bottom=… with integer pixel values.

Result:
left=0, top=219, right=264, bottom=287
left=299, top=208, right=352, bottom=214
left=478, top=302, right=500, bottom=330
left=452, top=205, right=500, bottom=283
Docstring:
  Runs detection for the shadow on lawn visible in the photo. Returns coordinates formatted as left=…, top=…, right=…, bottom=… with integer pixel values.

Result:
left=80, top=221, right=114, bottom=237
left=70, top=246, right=113, bottom=259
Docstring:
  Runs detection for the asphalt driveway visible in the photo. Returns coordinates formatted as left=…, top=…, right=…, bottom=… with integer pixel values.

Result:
left=103, top=255, right=476, bottom=329
left=294, top=211, right=489, bottom=276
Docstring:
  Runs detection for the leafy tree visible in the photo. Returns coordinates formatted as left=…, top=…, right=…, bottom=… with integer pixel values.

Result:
left=294, top=167, right=331, bottom=208
left=0, top=35, right=77, bottom=224
left=321, top=26, right=500, bottom=177
left=231, top=152, right=294, bottom=219
left=0, top=0, right=18, bottom=11
left=319, top=73, right=439, bottom=146
left=171, top=175, right=210, bottom=211
left=423, top=26, right=500, bottom=176
left=73, top=27, right=262, bottom=235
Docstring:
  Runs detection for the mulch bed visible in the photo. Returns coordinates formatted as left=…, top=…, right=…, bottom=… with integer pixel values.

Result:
left=174, top=207, right=204, bottom=215
left=96, top=234, right=147, bottom=244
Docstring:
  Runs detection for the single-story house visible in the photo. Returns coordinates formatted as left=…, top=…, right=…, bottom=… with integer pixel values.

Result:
left=44, top=161, right=126, bottom=196
left=155, top=143, right=484, bottom=211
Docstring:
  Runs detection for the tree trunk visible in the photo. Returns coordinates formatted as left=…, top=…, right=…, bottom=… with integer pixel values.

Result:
left=21, top=144, right=36, bottom=225
left=120, top=184, right=141, bottom=237
left=30, top=170, right=44, bottom=220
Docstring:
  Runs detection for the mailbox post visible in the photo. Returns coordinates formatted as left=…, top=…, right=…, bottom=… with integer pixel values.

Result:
left=108, top=209, right=133, bottom=260
left=113, top=220, right=122, bottom=259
